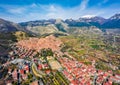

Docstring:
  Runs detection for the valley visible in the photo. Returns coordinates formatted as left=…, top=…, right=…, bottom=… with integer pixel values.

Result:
left=0, top=13, right=120, bottom=85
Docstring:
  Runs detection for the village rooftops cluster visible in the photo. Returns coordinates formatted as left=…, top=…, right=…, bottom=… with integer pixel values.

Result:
left=8, top=64, right=29, bottom=81
left=5, top=60, right=30, bottom=85
left=3, top=35, right=120, bottom=85
left=16, top=35, right=62, bottom=52
left=56, top=56, right=120, bottom=85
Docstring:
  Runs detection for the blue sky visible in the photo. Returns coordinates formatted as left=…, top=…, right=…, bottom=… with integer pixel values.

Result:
left=0, top=0, right=120, bottom=22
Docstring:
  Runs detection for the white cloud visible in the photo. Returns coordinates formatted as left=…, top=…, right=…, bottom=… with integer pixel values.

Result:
left=49, top=5, right=56, bottom=12
left=82, top=15, right=96, bottom=18
left=8, top=7, right=26, bottom=14
left=98, top=0, right=109, bottom=6
left=80, top=0, right=89, bottom=10
left=30, top=3, right=37, bottom=7
left=0, top=2, right=120, bottom=22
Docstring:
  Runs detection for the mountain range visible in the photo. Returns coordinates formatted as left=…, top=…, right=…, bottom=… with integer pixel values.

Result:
left=0, top=13, right=120, bottom=35
left=0, top=18, right=25, bottom=32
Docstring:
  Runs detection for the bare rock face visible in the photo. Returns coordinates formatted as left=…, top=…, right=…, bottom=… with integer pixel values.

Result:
left=16, top=35, right=62, bottom=52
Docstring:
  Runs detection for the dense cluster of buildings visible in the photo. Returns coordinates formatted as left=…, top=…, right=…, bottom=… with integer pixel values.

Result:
left=57, top=57, right=120, bottom=85
left=16, top=35, right=62, bottom=52
left=3, top=35, right=120, bottom=85
left=8, top=64, right=29, bottom=81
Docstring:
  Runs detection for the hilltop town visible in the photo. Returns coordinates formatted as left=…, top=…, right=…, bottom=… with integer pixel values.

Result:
left=0, top=35, right=119, bottom=85
left=0, top=0, right=120, bottom=84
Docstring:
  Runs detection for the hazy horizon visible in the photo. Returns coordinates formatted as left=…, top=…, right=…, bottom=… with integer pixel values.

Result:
left=0, top=0, right=120, bottom=22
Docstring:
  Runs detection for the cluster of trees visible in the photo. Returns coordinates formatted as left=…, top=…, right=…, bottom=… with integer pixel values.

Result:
left=40, top=48, right=53, bottom=57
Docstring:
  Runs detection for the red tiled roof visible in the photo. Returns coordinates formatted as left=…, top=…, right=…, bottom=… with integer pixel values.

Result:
left=71, top=80, right=78, bottom=85
left=24, top=65, right=29, bottom=71
left=63, top=70, right=69, bottom=76
left=38, top=64, right=42, bottom=70
left=20, top=69, right=24, bottom=74
left=45, top=70, right=51, bottom=74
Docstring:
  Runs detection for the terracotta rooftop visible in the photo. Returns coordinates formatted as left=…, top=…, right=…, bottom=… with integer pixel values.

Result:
left=16, top=35, right=62, bottom=52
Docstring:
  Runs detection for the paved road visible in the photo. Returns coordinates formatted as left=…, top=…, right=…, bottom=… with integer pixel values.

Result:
left=31, top=63, right=46, bottom=77
left=31, top=62, right=45, bottom=85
